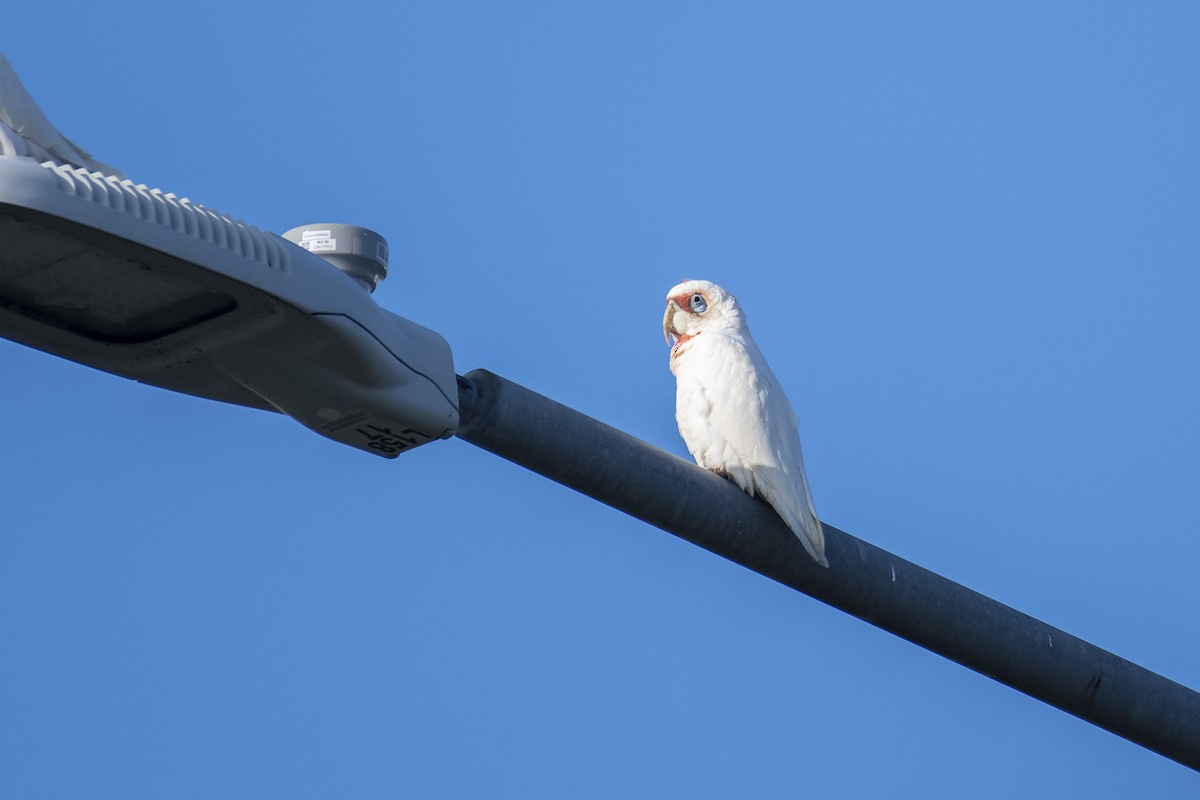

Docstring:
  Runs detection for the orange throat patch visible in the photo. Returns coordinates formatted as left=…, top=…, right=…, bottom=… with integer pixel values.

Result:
left=670, top=331, right=700, bottom=361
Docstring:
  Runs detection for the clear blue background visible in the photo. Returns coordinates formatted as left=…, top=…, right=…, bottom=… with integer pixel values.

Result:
left=2, top=3, right=1198, bottom=797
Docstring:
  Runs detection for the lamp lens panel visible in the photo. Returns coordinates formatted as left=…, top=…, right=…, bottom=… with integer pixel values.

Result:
left=0, top=214, right=236, bottom=343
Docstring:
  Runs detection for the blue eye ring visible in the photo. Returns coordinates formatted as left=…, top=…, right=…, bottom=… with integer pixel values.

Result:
left=689, top=293, right=707, bottom=313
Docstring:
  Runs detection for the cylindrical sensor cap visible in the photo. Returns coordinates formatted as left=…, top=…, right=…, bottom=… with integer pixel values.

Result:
left=282, top=223, right=389, bottom=293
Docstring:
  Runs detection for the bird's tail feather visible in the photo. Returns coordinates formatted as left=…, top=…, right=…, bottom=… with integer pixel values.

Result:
left=784, top=504, right=828, bottom=568
left=756, top=470, right=828, bottom=567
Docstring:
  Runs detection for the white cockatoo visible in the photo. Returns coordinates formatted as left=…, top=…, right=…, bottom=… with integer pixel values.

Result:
left=664, top=279, right=828, bottom=567
left=0, top=51, right=125, bottom=178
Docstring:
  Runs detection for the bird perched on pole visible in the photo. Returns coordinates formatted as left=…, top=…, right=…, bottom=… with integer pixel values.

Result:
left=0, top=51, right=125, bottom=178
left=663, top=279, right=828, bottom=567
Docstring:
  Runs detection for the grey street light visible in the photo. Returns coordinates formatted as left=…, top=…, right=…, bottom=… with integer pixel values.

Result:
left=0, top=156, right=457, bottom=457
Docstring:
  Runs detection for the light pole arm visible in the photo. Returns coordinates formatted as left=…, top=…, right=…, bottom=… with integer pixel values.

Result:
left=454, top=368, right=1200, bottom=771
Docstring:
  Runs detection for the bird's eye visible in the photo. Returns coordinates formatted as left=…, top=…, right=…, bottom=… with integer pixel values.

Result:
left=689, top=293, right=707, bottom=313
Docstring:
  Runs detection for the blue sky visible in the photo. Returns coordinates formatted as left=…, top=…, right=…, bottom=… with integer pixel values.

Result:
left=2, top=3, right=1198, bottom=797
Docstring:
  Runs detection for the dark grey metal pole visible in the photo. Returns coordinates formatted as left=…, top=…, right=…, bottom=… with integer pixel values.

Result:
left=454, top=368, right=1200, bottom=771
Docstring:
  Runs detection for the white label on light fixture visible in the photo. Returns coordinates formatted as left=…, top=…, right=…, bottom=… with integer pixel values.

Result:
left=299, top=229, right=337, bottom=252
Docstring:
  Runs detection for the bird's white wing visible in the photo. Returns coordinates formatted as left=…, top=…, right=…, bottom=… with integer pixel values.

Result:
left=676, top=331, right=826, bottom=566
left=0, top=52, right=125, bottom=178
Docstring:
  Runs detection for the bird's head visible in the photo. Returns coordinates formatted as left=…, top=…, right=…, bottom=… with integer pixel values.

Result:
left=663, top=279, right=745, bottom=351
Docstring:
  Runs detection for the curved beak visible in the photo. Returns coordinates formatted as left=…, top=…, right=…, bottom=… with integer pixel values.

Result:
left=663, top=301, right=677, bottom=346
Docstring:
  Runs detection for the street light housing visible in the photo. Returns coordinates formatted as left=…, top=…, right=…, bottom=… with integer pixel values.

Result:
left=0, top=156, right=458, bottom=457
